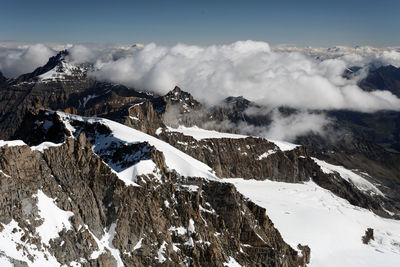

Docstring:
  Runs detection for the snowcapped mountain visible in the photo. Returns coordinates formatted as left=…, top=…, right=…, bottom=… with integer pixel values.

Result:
left=0, top=50, right=400, bottom=266
left=1, top=109, right=312, bottom=266
left=2, top=105, right=400, bottom=266
left=9, top=50, right=88, bottom=84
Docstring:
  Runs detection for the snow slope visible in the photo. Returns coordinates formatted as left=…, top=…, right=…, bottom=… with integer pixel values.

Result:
left=313, top=158, right=384, bottom=196
left=57, top=112, right=217, bottom=181
left=166, top=125, right=248, bottom=140
left=225, top=178, right=400, bottom=267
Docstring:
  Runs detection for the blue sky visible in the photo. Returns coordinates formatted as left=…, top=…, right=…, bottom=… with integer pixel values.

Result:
left=1, top=0, right=399, bottom=47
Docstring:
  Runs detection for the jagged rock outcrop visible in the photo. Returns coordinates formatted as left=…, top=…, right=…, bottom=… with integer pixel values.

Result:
left=124, top=86, right=209, bottom=136
left=124, top=100, right=165, bottom=135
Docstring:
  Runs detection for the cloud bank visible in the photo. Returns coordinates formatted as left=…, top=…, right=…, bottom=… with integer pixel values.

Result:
left=0, top=41, right=141, bottom=77
left=92, top=41, right=400, bottom=112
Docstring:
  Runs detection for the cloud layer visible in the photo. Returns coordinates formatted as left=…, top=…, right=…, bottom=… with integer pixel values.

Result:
left=1, top=41, right=399, bottom=141
left=92, top=41, right=400, bottom=112
left=1, top=41, right=400, bottom=113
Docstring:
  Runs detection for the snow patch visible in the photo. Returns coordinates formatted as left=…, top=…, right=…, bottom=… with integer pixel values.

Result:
left=156, top=241, right=167, bottom=263
left=180, top=185, right=199, bottom=192
left=224, top=256, right=242, bottom=267
left=155, top=127, right=163, bottom=135
left=0, top=170, right=11, bottom=178
left=0, top=219, right=62, bottom=266
left=115, top=159, right=157, bottom=186
left=0, top=257, right=12, bottom=267
left=169, top=226, right=187, bottom=236
left=133, top=238, right=143, bottom=250
left=35, top=190, right=73, bottom=244
left=0, top=140, right=26, bottom=147
left=312, top=158, right=384, bottom=196
left=268, top=139, right=299, bottom=151
left=257, top=149, right=276, bottom=160
left=188, top=219, right=195, bottom=234
left=82, top=94, right=98, bottom=107
left=38, top=61, right=84, bottom=81
left=165, top=125, right=299, bottom=152
left=89, top=222, right=124, bottom=267
left=31, top=141, right=64, bottom=153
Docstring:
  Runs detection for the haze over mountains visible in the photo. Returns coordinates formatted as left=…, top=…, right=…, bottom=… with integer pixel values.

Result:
left=0, top=41, right=400, bottom=266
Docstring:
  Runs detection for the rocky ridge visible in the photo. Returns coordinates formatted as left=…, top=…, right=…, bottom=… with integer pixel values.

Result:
left=121, top=88, right=398, bottom=218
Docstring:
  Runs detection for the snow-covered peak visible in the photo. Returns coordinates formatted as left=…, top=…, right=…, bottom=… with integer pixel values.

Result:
left=38, top=59, right=87, bottom=81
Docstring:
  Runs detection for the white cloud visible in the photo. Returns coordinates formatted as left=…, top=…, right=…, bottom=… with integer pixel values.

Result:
left=0, top=44, right=55, bottom=77
left=233, top=108, right=331, bottom=142
left=92, top=41, right=400, bottom=112
left=68, top=43, right=144, bottom=64
left=256, top=110, right=331, bottom=141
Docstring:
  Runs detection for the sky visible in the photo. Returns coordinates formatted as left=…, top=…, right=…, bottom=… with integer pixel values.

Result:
left=0, top=0, right=399, bottom=47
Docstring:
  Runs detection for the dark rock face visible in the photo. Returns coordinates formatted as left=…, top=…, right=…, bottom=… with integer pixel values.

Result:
left=158, top=131, right=311, bottom=183
left=0, top=72, right=7, bottom=85
left=155, top=86, right=202, bottom=114
left=210, top=96, right=264, bottom=126
left=0, top=123, right=309, bottom=266
left=124, top=100, right=165, bottom=135
left=342, top=66, right=363, bottom=80
left=359, top=65, right=400, bottom=98
left=325, top=109, right=400, bottom=152
left=124, top=86, right=208, bottom=135
left=12, top=108, right=70, bottom=145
